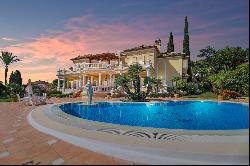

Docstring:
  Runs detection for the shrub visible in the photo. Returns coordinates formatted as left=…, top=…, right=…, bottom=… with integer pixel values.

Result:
left=49, top=93, right=66, bottom=98
left=9, top=70, right=22, bottom=86
left=48, top=90, right=67, bottom=98
left=172, top=79, right=203, bottom=96
left=224, top=62, right=249, bottom=96
left=148, top=92, right=171, bottom=98
left=115, top=63, right=160, bottom=102
left=222, top=89, right=241, bottom=99
left=0, top=82, right=8, bottom=97
left=6, top=83, right=25, bottom=99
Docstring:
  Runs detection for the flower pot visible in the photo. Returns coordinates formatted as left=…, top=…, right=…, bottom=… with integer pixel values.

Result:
left=218, top=95, right=224, bottom=101
left=174, top=94, right=179, bottom=98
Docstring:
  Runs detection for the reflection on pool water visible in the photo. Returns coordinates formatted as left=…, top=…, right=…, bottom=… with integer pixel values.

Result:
left=59, top=101, right=249, bottom=130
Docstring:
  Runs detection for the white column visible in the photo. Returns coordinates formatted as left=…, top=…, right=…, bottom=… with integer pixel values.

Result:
left=57, top=78, right=60, bottom=90
left=79, top=76, right=82, bottom=88
left=113, top=74, right=116, bottom=87
left=91, top=76, right=94, bottom=84
left=165, top=63, right=167, bottom=85
left=109, top=73, right=112, bottom=88
left=82, top=75, right=86, bottom=86
left=73, top=81, right=75, bottom=89
left=62, top=78, right=65, bottom=91
left=71, top=81, right=74, bottom=90
left=66, top=80, right=69, bottom=89
left=99, top=73, right=102, bottom=91
left=99, top=73, right=102, bottom=86
left=76, top=80, right=79, bottom=90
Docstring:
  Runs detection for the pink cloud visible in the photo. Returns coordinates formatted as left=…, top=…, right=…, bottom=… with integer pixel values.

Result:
left=0, top=14, right=247, bottom=83
left=0, top=15, right=158, bottom=83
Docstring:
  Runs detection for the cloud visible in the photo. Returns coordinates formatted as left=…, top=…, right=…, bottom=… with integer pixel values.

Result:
left=0, top=9, right=248, bottom=83
left=1, top=37, right=18, bottom=41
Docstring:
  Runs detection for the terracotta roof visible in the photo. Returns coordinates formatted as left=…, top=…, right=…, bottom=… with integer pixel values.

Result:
left=70, top=53, right=118, bottom=61
left=122, top=45, right=159, bottom=53
left=158, top=52, right=186, bottom=58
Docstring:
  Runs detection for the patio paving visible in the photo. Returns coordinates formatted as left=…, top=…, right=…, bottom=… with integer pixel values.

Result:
left=0, top=97, right=133, bottom=165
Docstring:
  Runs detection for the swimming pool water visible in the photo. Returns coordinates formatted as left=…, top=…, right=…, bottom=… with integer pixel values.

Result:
left=59, top=101, right=249, bottom=130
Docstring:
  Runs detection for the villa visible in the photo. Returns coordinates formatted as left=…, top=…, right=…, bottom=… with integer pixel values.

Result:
left=56, top=39, right=189, bottom=95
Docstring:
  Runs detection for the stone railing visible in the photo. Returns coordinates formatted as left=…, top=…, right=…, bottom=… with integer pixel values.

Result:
left=75, top=63, right=111, bottom=71
left=82, top=86, right=113, bottom=92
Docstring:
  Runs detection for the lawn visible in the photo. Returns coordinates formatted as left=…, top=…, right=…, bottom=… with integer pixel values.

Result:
left=184, top=92, right=217, bottom=100
left=0, top=98, right=12, bottom=102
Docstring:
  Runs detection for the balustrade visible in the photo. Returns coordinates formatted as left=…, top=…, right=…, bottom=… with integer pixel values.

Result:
left=82, top=86, right=112, bottom=92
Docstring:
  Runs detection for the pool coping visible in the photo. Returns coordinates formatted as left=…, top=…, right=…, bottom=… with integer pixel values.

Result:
left=27, top=101, right=249, bottom=164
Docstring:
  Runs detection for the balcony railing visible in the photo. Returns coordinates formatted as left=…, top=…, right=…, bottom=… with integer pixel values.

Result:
left=82, top=86, right=112, bottom=92
left=61, top=86, right=113, bottom=93
left=57, top=62, right=128, bottom=76
left=81, top=63, right=110, bottom=69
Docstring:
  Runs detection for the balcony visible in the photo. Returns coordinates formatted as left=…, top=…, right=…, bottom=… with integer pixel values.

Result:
left=80, top=62, right=110, bottom=70
left=57, top=62, right=129, bottom=77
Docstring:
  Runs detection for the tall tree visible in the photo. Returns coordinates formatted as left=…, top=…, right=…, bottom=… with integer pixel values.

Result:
left=167, top=32, right=174, bottom=53
left=197, top=46, right=216, bottom=60
left=0, top=52, right=21, bottom=85
left=183, top=16, right=192, bottom=81
left=9, top=70, right=22, bottom=86
left=210, top=46, right=249, bottom=72
left=9, top=71, right=14, bottom=84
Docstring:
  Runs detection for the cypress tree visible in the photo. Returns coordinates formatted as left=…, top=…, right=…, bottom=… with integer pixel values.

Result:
left=167, top=32, right=174, bottom=53
left=183, top=16, right=192, bottom=81
left=9, top=71, right=14, bottom=84
left=9, top=70, right=22, bottom=86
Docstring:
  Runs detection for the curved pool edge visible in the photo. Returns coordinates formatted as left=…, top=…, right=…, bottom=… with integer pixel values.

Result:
left=27, top=103, right=249, bottom=165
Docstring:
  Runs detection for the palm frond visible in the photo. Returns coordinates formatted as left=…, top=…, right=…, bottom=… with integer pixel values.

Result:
left=0, top=51, right=21, bottom=66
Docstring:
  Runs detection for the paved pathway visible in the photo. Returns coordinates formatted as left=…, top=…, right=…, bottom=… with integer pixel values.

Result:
left=0, top=98, right=132, bottom=165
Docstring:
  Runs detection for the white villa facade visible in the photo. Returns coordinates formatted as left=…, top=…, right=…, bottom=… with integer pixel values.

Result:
left=56, top=39, right=189, bottom=95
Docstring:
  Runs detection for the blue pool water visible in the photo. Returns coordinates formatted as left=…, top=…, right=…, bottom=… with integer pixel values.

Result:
left=59, top=101, right=249, bottom=130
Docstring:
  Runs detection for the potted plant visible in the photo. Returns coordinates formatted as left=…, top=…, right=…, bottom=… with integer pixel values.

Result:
left=217, top=93, right=224, bottom=101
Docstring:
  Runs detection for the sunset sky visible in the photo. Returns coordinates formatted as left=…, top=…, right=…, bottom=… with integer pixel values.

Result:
left=0, top=0, right=249, bottom=83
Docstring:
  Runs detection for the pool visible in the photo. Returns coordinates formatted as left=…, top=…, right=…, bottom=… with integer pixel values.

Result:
left=59, top=101, right=249, bottom=130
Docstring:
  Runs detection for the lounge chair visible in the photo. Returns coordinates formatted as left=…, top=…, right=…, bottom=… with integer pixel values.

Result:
left=38, top=93, right=47, bottom=105
left=73, top=90, right=82, bottom=98
left=16, top=94, right=30, bottom=106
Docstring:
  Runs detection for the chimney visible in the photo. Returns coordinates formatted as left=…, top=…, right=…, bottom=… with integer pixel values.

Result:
left=154, top=38, right=161, bottom=52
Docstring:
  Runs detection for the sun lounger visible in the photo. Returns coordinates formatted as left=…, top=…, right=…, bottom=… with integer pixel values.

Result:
left=16, top=94, right=33, bottom=106
left=73, top=90, right=82, bottom=98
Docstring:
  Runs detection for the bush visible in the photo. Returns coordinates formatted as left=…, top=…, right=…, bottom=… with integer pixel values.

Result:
left=49, top=93, right=66, bottom=98
left=224, top=62, right=249, bottom=96
left=222, top=89, right=241, bottom=99
left=48, top=90, right=67, bottom=98
left=148, top=92, right=171, bottom=98
left=6, top=83, right=25, bottom=98
left=48, top=90, right=62, bottom=96
left=173, top=80, right=203, bottom=96
left=0, top=82, right=8, bottom=97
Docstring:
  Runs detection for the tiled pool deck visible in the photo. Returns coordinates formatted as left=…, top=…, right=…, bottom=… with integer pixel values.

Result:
left=0, top=97, right=133, bottom=165
left=0, top=97, right=249, bottom=165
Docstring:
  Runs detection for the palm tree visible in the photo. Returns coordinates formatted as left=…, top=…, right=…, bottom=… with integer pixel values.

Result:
left=0, top=51, right=21, bottom=85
